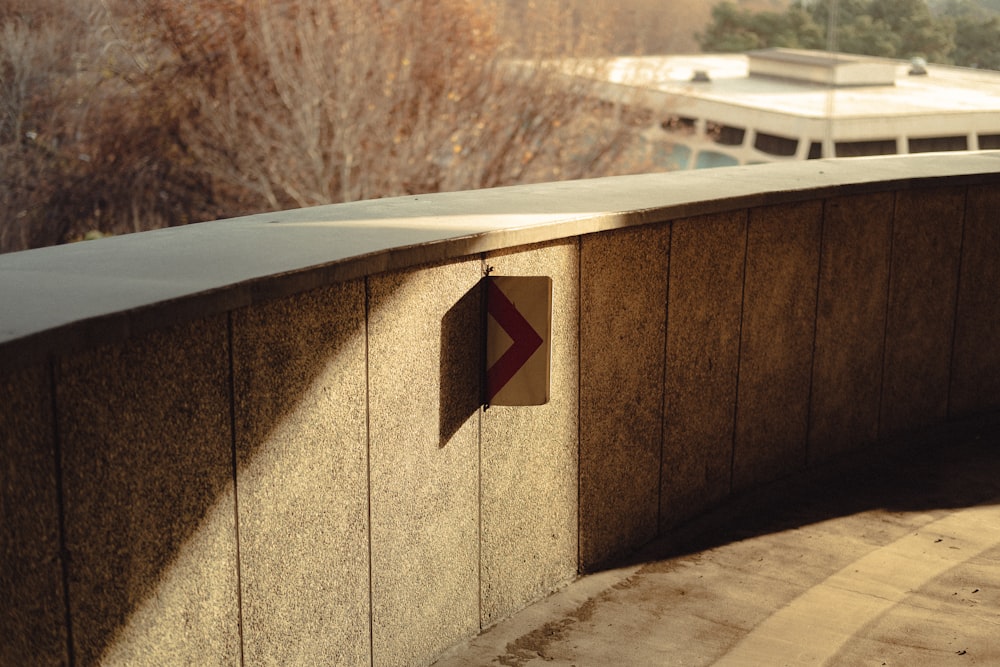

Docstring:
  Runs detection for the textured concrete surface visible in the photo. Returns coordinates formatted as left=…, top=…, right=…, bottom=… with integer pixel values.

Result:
left=950, top=183, right=1000, bottom=417
left=0, top=363, right=67, bottom=667
left=808, top=193, right=892, bottom=462
left=55, top=316, right=240, bottom=666
left=5, top=156, right=1000, bottom=667
left=433, top=417, right=1000, bottom=667
left=880, top=187, right=965, bottom=437
left=232, top=281, right=369, bottom=666
left=580, top=225, right=669, bottom=569
left=734, top=201, right=822, bottom=490
left=368, top=259, right=482, bottom=666
left=481, top=241, right=579, bottom=625
left=661, top=211, right=746, bottom=528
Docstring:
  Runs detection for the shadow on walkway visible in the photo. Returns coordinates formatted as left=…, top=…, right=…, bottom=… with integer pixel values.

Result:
left=436, top=412, right=1000, bottom=667
left=636, top=412, right=1000, bottom=568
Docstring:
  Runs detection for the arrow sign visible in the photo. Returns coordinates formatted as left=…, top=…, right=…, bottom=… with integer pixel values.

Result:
left=485, top=276, right=552, bottom=406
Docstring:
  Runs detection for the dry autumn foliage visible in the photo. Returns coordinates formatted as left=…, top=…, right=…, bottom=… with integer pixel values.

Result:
left=1, top=0, right=639, bottom=252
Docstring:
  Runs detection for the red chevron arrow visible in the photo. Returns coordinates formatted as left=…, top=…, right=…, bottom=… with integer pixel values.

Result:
left=486, top=279, right=543, bottom=402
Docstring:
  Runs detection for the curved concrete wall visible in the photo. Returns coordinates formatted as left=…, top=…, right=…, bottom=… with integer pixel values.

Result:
left=2, top=153, right=1000, bottom=666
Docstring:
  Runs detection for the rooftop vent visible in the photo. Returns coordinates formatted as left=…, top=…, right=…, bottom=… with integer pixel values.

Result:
left=748, top=48, right=897, bottom=87
left=909, top=57, right=928, bottom=76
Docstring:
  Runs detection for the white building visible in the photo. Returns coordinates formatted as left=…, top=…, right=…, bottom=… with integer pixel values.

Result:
left=548, top=48, right=1000, bottom=169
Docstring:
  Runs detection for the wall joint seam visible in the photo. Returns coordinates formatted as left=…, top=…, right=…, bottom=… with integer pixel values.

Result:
left=730, top=210, right=752, bottom=494
left=49, top=356, right=77, bottom=667
left=945, top=186, right=971, bottom=419
left=226, top=311, right=246, bottom=667
left=657, top=223, right=673, bottom=534
left=478, top=253, right=486, bottom=628
left=364, top=277, right=375, bottom=666
left=576, top=239, right=584, bottom=572
left=877, top=193, right=899, bottom=440
left=804, top=202, right=827, bottom=467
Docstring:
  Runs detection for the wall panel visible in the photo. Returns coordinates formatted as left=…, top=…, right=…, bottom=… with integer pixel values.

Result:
left=809, top=193, right=892, bottom=462
left=579, top=225, right=669, bottom=569
left=734, top=202, right=822, bottom=489
left=56, top=316, right=239, bottom=666
left=0, top=363, right=66, bottom=666
left=950, top=184, right=1000, bottom=416
left=661, top=212, right=747, bottom=527
left=233, top=281, right=369, bottom=666
left=481, top=241, right=579, bottom=622
left=881, top=188, right=964, bottom=437
left=368, top=260, right=482, bottom=664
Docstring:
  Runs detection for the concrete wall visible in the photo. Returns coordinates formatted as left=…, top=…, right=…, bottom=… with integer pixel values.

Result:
left=2, top=154, right=1000, bottom=666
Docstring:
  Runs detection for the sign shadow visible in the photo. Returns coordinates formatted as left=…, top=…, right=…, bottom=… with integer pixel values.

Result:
left=439, top=278, right=485, bottom=447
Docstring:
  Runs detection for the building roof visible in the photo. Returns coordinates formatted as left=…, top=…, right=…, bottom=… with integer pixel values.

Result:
left=578, top=49, right=1000, bottom=122
left=528, top=48, right=1000, bottom=167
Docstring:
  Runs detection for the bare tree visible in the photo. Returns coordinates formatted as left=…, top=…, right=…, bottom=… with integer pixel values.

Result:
left=1, top=0, right=633, bottom=252
left=0, top=0, right=221, bottom=252
left=0, top=4, right=92, bottom=250
left=156, top=0, right=629, bottom=209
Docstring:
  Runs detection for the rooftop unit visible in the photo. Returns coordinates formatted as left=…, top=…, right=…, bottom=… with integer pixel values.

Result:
left=747, top=48, right=898, bottom=87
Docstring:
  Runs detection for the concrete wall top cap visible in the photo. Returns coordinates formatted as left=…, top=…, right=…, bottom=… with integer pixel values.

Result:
left=1, top=152, right=999, bottom=370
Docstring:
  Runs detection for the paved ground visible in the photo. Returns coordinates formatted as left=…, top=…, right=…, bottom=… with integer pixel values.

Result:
left=434, top=417, right=1000, bottom=666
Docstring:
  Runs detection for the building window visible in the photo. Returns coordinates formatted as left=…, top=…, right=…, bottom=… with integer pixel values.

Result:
left=836, top=140, right=897, bottom=157
left=979, top=134, right=1000, bottom=150
left=707, top=121, right=746, bottom=146
left=909, top=136, right=968, bottom=153
left=754, top=132, right=798, bottom=156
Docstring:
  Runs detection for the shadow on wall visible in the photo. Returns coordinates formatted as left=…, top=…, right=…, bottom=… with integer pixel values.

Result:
left=231, top=280, right=370, bottom=666
left=2, top=277, right=380, bottom=665
left=34, top=259, right=491, bottom=666
left=54, top=314, right=239, bottom=667
left=440, top=279, right=485, bottom=448
left=91, top=278, right=371, bottom=665
left=3, top=175, right=1000, bottom=666
left=612, top=413, right=1000, bottom=572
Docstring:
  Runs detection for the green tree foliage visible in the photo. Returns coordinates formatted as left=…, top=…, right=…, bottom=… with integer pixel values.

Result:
left=941, top=0, right=1000, bottom=68
left=698, top=2, right=824, bottom=51
left=866, top=0, right=954, bottom=59
left=699, top=0, right=997, bottom=66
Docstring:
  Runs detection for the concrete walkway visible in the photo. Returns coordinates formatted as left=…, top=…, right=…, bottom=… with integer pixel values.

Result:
left=434, top=418, right=1000, bottom=666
